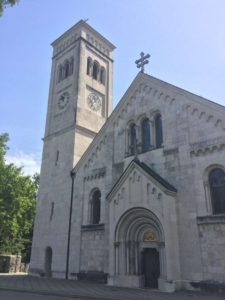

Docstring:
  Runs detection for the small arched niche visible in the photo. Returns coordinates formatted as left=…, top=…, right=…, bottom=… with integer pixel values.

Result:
left=90, top=189, right=101, bottom=224
left=45, top=246, right=52, bottom=278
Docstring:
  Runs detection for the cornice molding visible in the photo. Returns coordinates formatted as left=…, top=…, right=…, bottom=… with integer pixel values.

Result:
left=43, top=124, right=75, bottom=142
left=84, top=167, right=106, bottom=181
left=190, top=137, right=225, bottom=157
left=75, top=124, right=97, bottom=139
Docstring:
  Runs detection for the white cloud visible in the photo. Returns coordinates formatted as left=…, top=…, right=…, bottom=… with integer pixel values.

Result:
left=5, top=151, right=41, bottom=176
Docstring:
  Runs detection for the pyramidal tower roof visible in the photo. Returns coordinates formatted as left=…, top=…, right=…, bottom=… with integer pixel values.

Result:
left=51, top=19, right=116, bottom=50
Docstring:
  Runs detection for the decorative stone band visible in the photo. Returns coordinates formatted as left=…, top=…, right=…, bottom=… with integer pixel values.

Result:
left=190, top=137, right=225, bottom=157
left=53, top=36, right=113, bottom=62
left=75, top=124, right=97, bottom=139
left=84, top=167, right=106, bottom=181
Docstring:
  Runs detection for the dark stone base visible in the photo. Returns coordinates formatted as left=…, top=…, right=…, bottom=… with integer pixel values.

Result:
left=29, top=268, right=45, bottom=277
left=77, top=271, right=108, bottom=283
left=191, top=280, right=225, bottom=294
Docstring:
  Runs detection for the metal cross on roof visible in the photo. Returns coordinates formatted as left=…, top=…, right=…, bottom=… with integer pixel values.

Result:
left=135, top=52, right=150, bottom=73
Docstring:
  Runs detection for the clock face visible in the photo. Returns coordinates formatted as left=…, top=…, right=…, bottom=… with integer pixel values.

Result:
left=87, top=93, right=102, bottom=111
left=58, top=92, right=69, bottom=110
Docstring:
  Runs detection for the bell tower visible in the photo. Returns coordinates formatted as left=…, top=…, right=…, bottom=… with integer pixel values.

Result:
left=45, top=19, right=115, bottom=164
left=30, top=20, right=115, bottom=278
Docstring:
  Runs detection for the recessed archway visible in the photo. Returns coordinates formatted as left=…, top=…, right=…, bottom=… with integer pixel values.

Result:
left=114, top=207, right=165, bottom=288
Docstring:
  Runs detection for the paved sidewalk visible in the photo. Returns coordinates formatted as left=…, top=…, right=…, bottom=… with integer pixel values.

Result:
left=0, top=274, right=224, bottom=300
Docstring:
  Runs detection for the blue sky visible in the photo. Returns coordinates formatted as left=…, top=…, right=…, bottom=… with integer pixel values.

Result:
left=1, top=0, right=225, bottom=175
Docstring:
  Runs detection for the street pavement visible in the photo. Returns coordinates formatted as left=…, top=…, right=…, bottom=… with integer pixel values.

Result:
left=0, top=290, right=84, bottom=300
left=0, top=274, right=224, bottom=300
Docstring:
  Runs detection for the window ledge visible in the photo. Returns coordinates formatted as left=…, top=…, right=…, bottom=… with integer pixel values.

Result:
left=81, top=223, right=105, bottom=231
left=124, top=152, right=135, bottom=158
left=124, top=146, right=163, bottom=158
left=197, top=215, right=225, bottom=225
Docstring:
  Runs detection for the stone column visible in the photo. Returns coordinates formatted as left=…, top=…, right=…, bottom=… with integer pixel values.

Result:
left=130, top=241, right=135, bottom=275
left=203, top=181, right=211, bottom=214
left=121, top=241, right=126, bottom=275
left=126, top=241, right=130, bottom=274
left=114, top=242, right=120, bottom=275
left=134, top=241, right=139, bottom=275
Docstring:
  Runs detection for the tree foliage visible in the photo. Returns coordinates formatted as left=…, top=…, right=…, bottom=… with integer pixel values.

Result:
left=0, top=133, right=39, bottom=262
left=0, top=0, right=19, bottom=16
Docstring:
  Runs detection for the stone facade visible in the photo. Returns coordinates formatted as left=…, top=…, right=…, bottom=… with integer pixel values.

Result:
left=30, top=20, right=225, bottom=292
left=80, top=225, right=105, bottom=272
left=197, top=215, right=225, bottom=281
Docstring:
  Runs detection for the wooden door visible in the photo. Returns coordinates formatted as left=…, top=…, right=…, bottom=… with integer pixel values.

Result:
left=142, top=248, right=160, bottom=288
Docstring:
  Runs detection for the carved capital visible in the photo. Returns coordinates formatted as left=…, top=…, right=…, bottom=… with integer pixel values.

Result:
left=114, top=242, right=120, bottom=248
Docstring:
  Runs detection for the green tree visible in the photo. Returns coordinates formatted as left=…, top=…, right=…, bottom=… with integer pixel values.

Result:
left=0, top=133, right=39, bottom=262
left=0, top=0, right=19, bottom=16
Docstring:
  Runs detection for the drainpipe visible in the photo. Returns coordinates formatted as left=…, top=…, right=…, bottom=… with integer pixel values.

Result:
left=66, top=170, right=76, bottom=279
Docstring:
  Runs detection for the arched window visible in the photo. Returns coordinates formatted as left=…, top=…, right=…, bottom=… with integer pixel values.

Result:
left=64, top=60, right=70, bottom=78
left=87, top=57, right=92, bottom=75
left=129, top=123, right=136, bottom=155
left=141, top=118, right=150, bottom=152
left=155, top=114, right=163, bottom=148
left=209, top=168, right=225, bottom=214
left=69, top=57, right=74, bottom=75
left=62, top=63, right=66, bottom=80
left=91, top=190, right=101, bottom=224
left=92, top=61, right=99, bottom=80
left=58, top=65, right=62, bottom=83
left=100, top=67, right=105, bottom=85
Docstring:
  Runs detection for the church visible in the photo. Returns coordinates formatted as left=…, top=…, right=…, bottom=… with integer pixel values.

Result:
left=30, top=20, right=225, bottom=292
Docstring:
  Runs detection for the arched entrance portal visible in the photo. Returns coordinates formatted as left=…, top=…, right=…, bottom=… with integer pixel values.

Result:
left=114, top=208, right=165, bottom=288
left=45, top=246, right=52, bottom=278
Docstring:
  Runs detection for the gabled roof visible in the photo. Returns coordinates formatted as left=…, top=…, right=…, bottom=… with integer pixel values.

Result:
left=142, top=73, right=225, bottom=112
left=135, top=160, right=177, bottom=192
left=107, top=159, right=177, bottom=201
left=72, top=72, right=225, bottom=174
